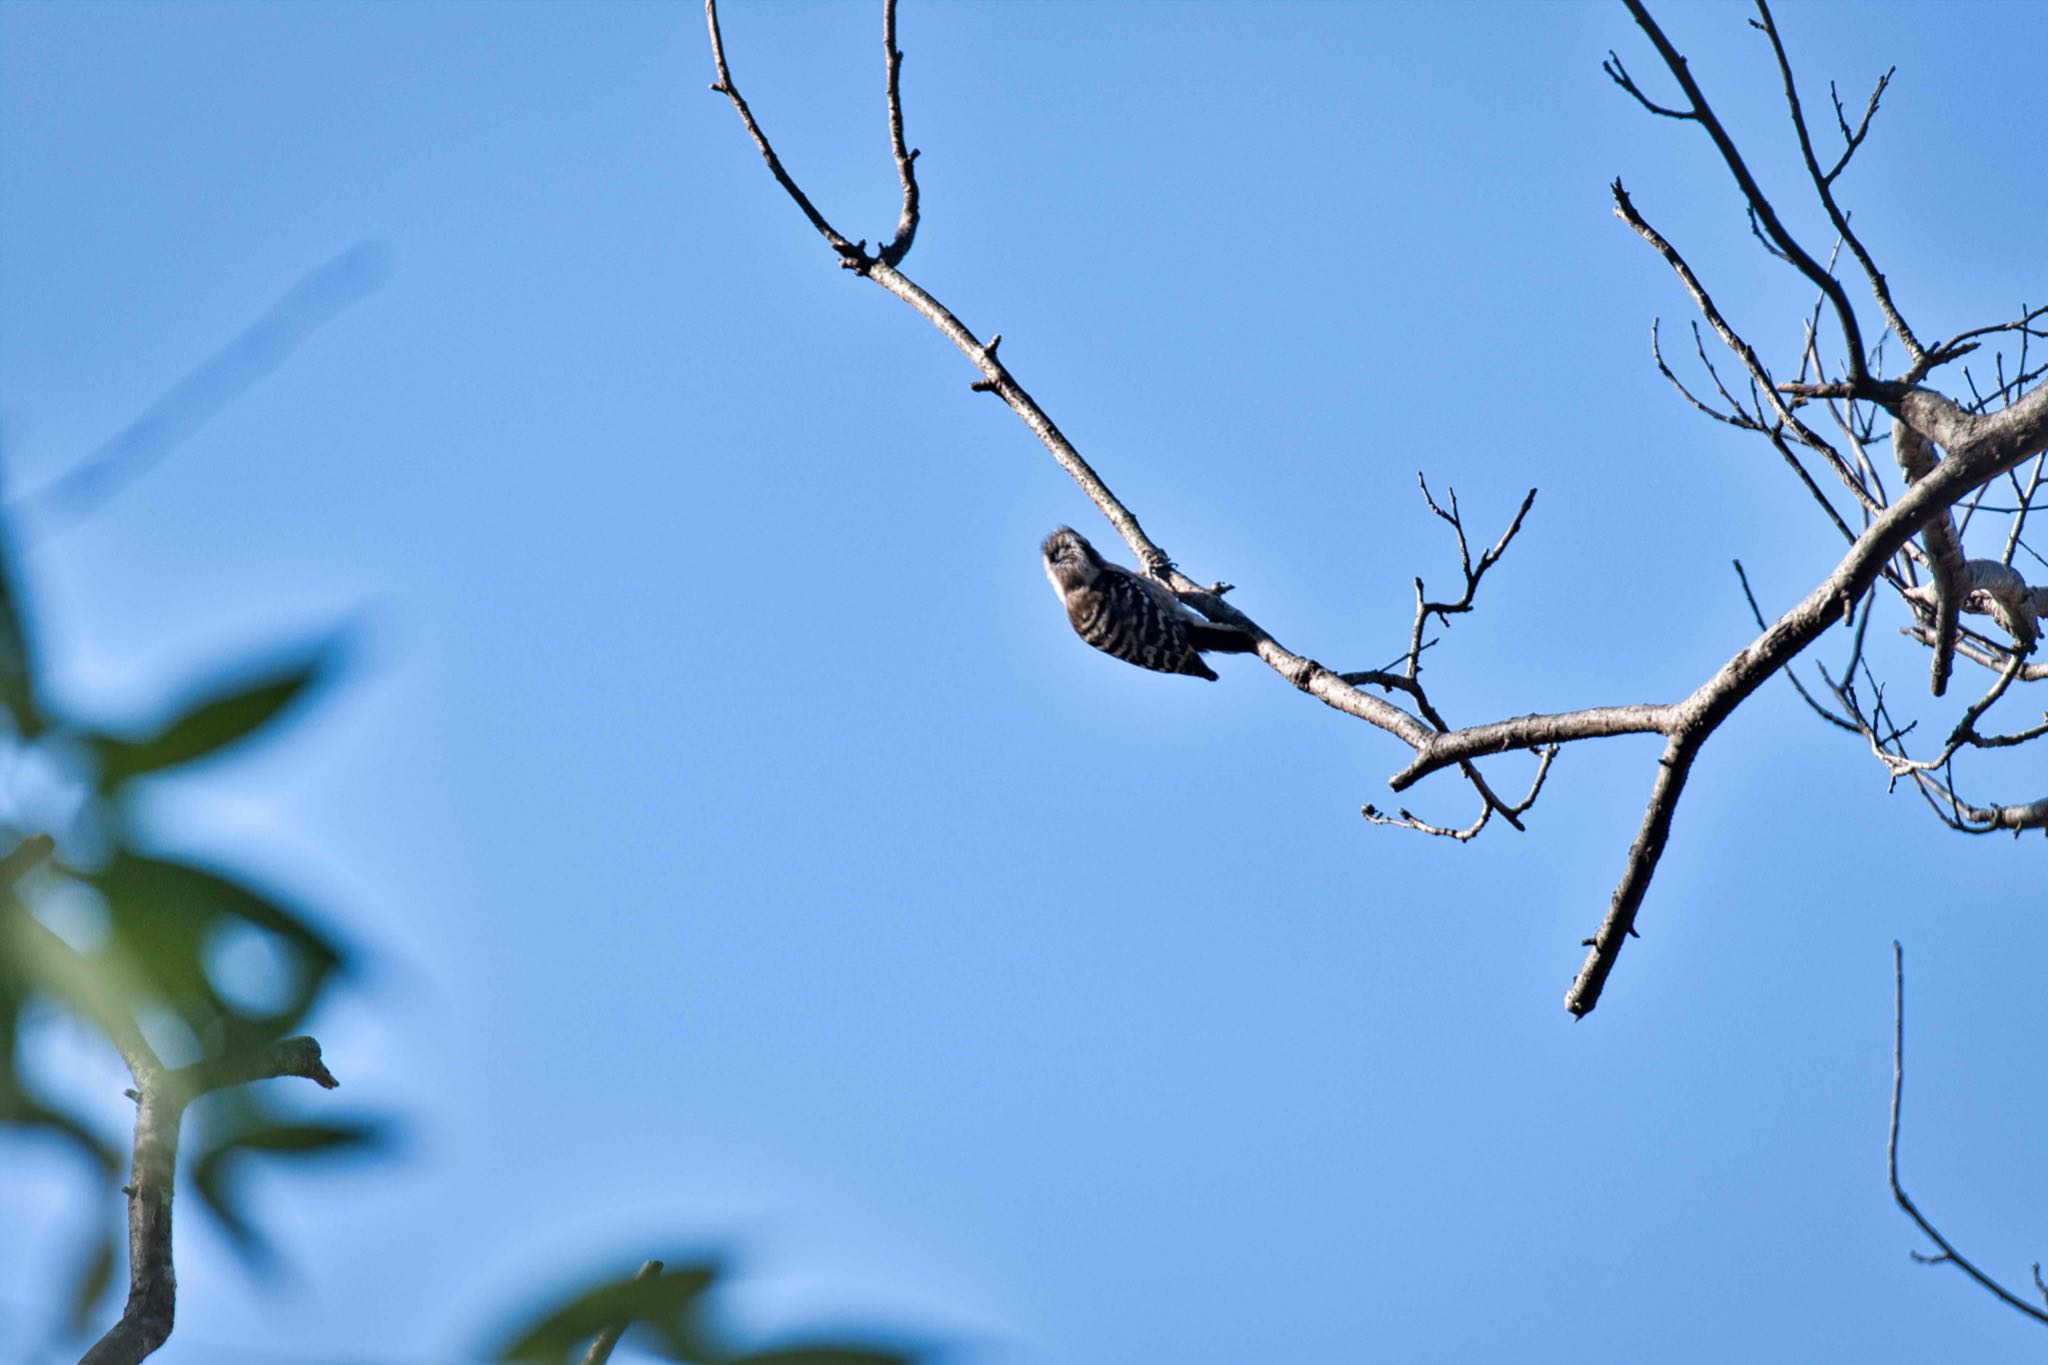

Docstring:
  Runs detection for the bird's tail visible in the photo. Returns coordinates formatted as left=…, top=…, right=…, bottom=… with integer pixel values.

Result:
left=1187, top=623, right=1258, bottom=654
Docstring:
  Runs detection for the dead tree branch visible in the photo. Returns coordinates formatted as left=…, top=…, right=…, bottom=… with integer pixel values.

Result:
left=1406, top=478, right=1538, bottom=680
left=1615, top=0, right=1871, bottom=384
left=1895, top=418, right=1971, bottom=694
left=1752, top=1, right=1922, bottom=367
left=707, top=0, right=2048, bottom=1015
left=1612, top=180, right=1870, bottom=526
left=876, top=0, right=920, bottom=267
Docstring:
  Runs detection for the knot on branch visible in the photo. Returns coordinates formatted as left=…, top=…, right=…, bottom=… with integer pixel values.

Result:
left=1903, top=561, right=2042, bottom=656
left=271, top=1035, right=340, bottom=1090
left=1892, top=417, right=1972, bottom=693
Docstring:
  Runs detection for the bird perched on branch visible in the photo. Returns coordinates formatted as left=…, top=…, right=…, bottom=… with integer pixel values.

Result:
left=1041, top=526, right=1256, bottom=679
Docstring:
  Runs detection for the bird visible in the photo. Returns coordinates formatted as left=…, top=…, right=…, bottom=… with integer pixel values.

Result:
left=1041, top=526, right=1256, bottom=679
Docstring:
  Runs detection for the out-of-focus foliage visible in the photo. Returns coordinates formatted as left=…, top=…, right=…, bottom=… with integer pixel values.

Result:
left=490, top=1257, right=923, bottom=1365
left=0, top=505, right=383, bottom=1321
left=190, top=1097, right=393, bottom=1261
left=2, top=237, right=930, bottom=1360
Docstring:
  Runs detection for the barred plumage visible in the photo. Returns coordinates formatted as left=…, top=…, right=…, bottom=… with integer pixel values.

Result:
left=1040, top=526, right=1254, bottom=679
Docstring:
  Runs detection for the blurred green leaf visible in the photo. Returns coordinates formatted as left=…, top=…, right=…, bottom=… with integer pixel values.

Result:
left=191, top=1131, right=269, bottom=1260
left=87, top=852, right=346, bottom=1053
left=0, top=979, right=118, bottom=1162
left=218, top=1118, right=390, bottom=1156
left=490, top=1260, right=932, bottom=1365
left=0, top=526, right=42, bottom=737
left=190, top=1107, right=390, bottom=1266
left=66, top=1224, right=117, bottom=1334
left=493, top=1262, right=722, bottom=1364
left=91, top=641, right=337, bottom=787
left=0, top=1090, right=119, bottom=1168
left=732, top=1351, right=917, bottom=1365
left=0, top=877, right=158, bottom=1131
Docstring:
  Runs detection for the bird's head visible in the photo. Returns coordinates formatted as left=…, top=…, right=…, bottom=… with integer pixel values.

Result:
left=1041, top=526, right=1103, bottom=593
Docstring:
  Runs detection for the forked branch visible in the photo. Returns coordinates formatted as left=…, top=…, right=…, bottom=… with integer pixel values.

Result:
left=81, top=1031, right=339, bottom=1365
left=1, top=829, right=344, bottom=1365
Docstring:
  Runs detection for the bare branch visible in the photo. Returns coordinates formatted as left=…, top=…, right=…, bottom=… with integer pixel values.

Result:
left=2004, top=453, right=2047, bottom=568
left=1601, top=51, right=1694, bottom=120
left=1948, top=794, right=2048, bottom=834
left=704, top=0, right=1438, bottom=747
left=1364, top=747, right=1559, bottom=843
left=1651, top=320, right=1719, bottom=418
left=1559, top=383, right=2048, bottom=1010
left=1890, top=943, right=2048, bottom=1325
left=705, top=0, right=867, bottom=265
left=1901, top=559, right=2043, bottom=657
left=1823, top=66, right=1892, bottom=183
left=1865, top=651, right=2027, bottom=779
left=1405, top=478, right=1537, bottom=678
left=1391, top=705, right=1677, bottom=790
left=1902, top=623, right=2048, bottom=682
left=1752, top=2, right=1922, bottom=364
left=1732, top=560, right=1856, bottom=730
left=876, top=0, right=921, bottom=267
left=1893, top=419, right=1969, bottom=693
left=1669, top=318, right=1763, bottom=429
left=1361, top=802, right=1495, bottom=842
left=1919, top=303, right=2048, bottom=385
left=1565, top=735, right=1697, bottom=1017
left=1612, top=180, right=1874, bottom=525
left=711, top=0, right=2048, bottom=1013
left=1618, top=0, right=1871, bottom=384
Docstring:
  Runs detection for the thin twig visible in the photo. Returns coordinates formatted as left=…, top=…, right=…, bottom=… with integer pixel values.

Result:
left=1889, top=943, right=2048, bottom=1324
left=1652, top=319, right=1752, bottom=427
left=1364, top=747, right=1559, bottom=843
left=1752, top=2, right=1922, bottom=365
left=2003, top=452, right=2046, bottom=567
left=876, top=0, right=921, bottom=267
left=1612, top=180, right=1872, bottom=529
left=1405, top=477, right=1537, bottom=679
left=1619, top=0, right=1871, bottom=386
left=1733, top=560, right=1856, bottom=730
left=1823, top=67, right=1891, bottom=183
left=705, top=1, right=866, bottom=265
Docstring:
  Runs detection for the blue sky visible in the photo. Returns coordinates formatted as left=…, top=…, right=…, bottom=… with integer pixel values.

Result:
left=3, top=2, right=2047, bottom=1361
